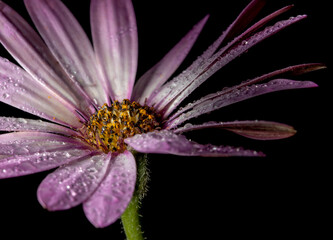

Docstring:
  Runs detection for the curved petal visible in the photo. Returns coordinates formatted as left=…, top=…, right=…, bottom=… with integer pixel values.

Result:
left=0, top=1, right=94, bottom=116
left=167, top=79, right=317, bottom=129
left=83, top=150, right=136, bottom=228
left=167, top=63, right=326, bottom=123
left=221, top=0, right=267, bottom=43
left=0, top=58, right=82, bottom=128
left=145, top=1, right=267, bottom=106
left=125, top=130, right=264, bottom=157
left=24, top=0, right=107, bottom=106
left=0, top=132, right=92, bottom=178
left=132, top=15, right=209, bottom=104
left=173, top=120, right=297, bottom=140
left=37, top=152, right=111, bottom=211
left=90, top=0, right=138, bottom=101
left=151, top=15, right=307, bottom=117
left=0, top=117, right=78, bottom=136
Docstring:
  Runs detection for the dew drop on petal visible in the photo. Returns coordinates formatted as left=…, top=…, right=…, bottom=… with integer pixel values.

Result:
left=2, top=93, right=10, bottom=99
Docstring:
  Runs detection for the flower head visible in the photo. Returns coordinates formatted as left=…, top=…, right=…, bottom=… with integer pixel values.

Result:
left=0, top=0, right=324, bottom=229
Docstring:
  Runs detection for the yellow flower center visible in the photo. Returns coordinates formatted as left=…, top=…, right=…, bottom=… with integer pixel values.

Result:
left=81, top=99, right=160, bottom=153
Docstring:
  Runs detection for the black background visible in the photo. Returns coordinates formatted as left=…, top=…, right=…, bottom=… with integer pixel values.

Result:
left=0, top=0, right=330, bottom=239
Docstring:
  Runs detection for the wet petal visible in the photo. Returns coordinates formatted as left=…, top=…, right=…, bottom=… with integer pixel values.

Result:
left=152, top=15, right=307, bottom=117
left=0, top=1, right=94, bottom=116
left=0, top=132, right=92, bottom=178
left=24, top=0, right=107, bottom=106
left=37, top=152, right=111, bottom=211
left=167, top=79, right=317, bottom=129
left=90, top=0, right=138, bottom=101
left=0, top=117, right=78, bottom=136
left=168, top=63, right=325, bottom=123
left=0, top=58, right=82, bottom=128
left=125, top=130, right=264, bottom=157
left=145, top=0, right=268, bottom=107
left=83, top=150, right=136, bottom=228
left=132, top=15, right=209, bottom=104
left=174, top=120, right=297, bottom=140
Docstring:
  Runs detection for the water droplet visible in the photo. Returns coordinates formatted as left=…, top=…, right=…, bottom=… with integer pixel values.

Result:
left=2, top=93, right=10, bottom=99
left=18, top=118, right=27, bottom=124
left=184, top=123, right=193, bottom=128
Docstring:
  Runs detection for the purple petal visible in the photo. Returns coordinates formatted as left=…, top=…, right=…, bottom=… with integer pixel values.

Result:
left=0, top=2, right=94, bottom=116
left=0, top=117, right=78, bottom=136
left=168, top=63, right=325, bottom=123
left=24, top=0, right=107, bottom=107
left=90, top=0, right=138, bottom=102
left=229, top=5, right=294, bottom=48
left=0, top=132, right=92, bottom=178
left=145, top=1, right=267, bottom=107
left=37, top=152, right=111, bottom=211
left=125, top=130, right=264, bottom=157
left=167, top=79, right=317, bottom=129
left=132, top=15, right=209, bottom=104
left=0, top=58, right=82, bottom=128
left=83, top=150, right=136, bottom=228
left=152, top=15, right=307, bottom=117
left=221, top=0, right=267, bottom=43
left=173, top=120, right=297, bottom=140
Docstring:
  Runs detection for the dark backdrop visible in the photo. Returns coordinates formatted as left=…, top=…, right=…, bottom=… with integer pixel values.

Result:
left=0, top=0, right=330, bottom=239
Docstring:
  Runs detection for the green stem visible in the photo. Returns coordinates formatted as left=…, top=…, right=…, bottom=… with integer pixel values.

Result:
left=121, top=192, right=144, bottom=240
left=121, top=153, right=149, bottom=240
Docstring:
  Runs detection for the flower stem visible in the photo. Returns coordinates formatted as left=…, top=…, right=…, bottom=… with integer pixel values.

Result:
left=121, top=192, right=144, bottom=240
left=121, top=153, right=149, bottom=240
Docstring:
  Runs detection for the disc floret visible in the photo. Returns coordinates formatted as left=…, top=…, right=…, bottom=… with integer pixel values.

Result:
left=82, top=99, right=160, bottom=153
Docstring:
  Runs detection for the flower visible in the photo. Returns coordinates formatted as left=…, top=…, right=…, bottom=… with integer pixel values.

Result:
left=0, top=0, right=324, bottom=231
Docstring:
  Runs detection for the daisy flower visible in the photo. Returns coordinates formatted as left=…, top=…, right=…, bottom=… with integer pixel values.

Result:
left=0, top=0, right=324, bottom=239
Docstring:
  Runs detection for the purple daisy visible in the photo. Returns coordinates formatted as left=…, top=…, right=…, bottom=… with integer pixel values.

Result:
left=0, top=0, right=324, bottom=236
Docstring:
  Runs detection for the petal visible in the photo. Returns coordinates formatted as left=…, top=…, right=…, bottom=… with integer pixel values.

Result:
left=83, top=150, right=136, bottom=228
left=145, top=0, right=268, bottom=107
left=0, top=117, right=78, bottom=136
left=24, top=0, right=107, bottom=106
left=0, top=2, right=94, bottom=116
left=152, top=15, right=307, bottom=117
left=0, top=58, right=82, bottom=128
left=220, top=0, right=267, bottom=43
left=132, top=15, right=209, bottom=104
left=90, top=0, right=138, bottom=101
left=125, top=130, right=264, bottom=157
left=168, top=63, right=325, bottom=123
left=167, top=79, right=317, bottom=129
left=37, top=152, right=111, bottom=211
left=173, top=120, right=297, bottom=140
left=0, top=132, right=92, bottom=178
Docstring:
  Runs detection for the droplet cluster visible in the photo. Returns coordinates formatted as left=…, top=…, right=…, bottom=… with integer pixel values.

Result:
left=81, top=99, right=160, bottom=153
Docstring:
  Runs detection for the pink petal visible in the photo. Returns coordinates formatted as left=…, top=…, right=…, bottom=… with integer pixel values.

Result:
left=0, top=132, right=92, bottom=178
left=24, top=0, right=107, bottom=107
left=228, top=5, right=294, bottom=49
left=146, top=1, right=268, bottom=107
left=0, top=2, right=94, bottom=116
left=152, top=15, right=307, bottom=117
left=0, top=58, right=82, bottom=128
left=0, top=117, right=78, bottom=136
left=168, top=63, right=325, bottom=124
left=220, top=0, right=267, bottom=44
left=132, top=15, right=209, bottom=104
left=83, top=150, right=136, bottom=228
left=125, top=130, right=264, bottom=157
left=37, top=152, right=111, bottom=211
left=90, top=0, right=138, bottom=102
left=167, top=79, right=317, bottom=129
left=174, top=120, right=297, bottom=140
